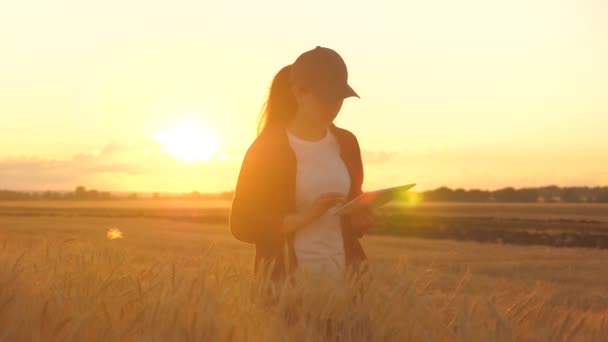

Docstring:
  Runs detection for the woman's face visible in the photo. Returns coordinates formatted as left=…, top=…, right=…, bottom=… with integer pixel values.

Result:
left=292, top=85, right=344, bottom=126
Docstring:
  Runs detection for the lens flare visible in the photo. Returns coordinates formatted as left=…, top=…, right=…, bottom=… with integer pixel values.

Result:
left=395, top=191, right=423, bottom=208
left=106, top=228, right=124, bottom=240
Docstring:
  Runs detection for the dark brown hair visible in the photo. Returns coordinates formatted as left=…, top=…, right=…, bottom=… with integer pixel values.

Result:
left=256, top=65, right=299, bottom=136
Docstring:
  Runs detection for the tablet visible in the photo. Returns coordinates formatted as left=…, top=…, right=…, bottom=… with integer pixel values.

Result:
left=330, top=183, right=416, bottom=216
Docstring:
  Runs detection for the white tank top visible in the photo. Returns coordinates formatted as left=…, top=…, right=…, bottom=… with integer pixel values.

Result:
left=286, top=127, right=351, bottom=274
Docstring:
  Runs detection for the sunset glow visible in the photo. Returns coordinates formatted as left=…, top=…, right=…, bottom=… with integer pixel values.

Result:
left=1, top=0, right=607, bottom=192
left=153, top=121, right=220, bottom=162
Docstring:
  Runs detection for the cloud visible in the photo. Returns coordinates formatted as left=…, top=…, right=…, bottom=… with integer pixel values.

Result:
left=360, top=146, right=608, bottom=191
left=0, top=148, right=147, bottom=190
left=0, top=139, right=243, bottom=191
left=1, top=142, right=606, bottom=192
left=361, top=149, right=398, bottom=164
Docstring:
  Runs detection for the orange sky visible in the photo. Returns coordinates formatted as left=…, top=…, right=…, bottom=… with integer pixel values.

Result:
left=1, top=0, right=607, bottom=192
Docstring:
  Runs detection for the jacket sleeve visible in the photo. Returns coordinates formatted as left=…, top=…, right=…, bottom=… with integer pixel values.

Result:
left=352, top=133, right=364, bottom=198
left=229, top=141, right=286, bottom=244
left=347, top=133, right=373, bottom=239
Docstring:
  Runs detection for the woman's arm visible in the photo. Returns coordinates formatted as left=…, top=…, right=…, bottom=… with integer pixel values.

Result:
left=348, top=206, right=375, bottom=238
left=229, top=141, right=288, bottom=244
left=230, top=139, right=346, bottom=242
left=346, top=133, right=375, bottom=238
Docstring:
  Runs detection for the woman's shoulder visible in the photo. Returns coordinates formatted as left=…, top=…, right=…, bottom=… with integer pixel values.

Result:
left=243, top=126, right=287, bottom=160
left=329, top=124, right=359, bottom=146
left=245, top=123, right=359, bottom=157
left=331, top=125, right=356, bottom=138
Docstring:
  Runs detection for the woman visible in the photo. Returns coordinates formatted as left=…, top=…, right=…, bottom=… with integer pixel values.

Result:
left=229, top=46, right=375, bottom=283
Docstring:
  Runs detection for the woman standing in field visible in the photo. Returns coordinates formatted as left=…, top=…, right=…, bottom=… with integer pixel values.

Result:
left=229, top=46, right=374, bottom=283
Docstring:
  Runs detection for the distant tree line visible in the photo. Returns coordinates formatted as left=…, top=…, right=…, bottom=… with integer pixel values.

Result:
left=0, top=186, right=235, bottom=201
left=0, top=186, right=114, bottom=200
left=416, top=186, right=608, bottom=203
left=1, top=185, right=607, bottom=203
left=161, top=190, right=234, bottom=200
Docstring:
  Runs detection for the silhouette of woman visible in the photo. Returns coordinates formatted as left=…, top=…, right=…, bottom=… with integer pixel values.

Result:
left=229, top=46, right=374, bottom=283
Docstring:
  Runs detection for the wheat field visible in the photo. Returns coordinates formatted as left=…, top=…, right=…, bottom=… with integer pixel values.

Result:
left=1, top=210, right=607, bottom=341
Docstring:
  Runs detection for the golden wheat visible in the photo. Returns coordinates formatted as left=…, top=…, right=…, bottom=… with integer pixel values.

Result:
left=0, top=215, right=607, bottom=341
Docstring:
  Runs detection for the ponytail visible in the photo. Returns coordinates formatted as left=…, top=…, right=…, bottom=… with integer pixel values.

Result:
left=256, top=65, right=298, bottom=136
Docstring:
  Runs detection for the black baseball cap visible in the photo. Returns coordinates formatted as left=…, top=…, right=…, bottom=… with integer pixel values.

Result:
left=289, top=46, right=360, bottom=102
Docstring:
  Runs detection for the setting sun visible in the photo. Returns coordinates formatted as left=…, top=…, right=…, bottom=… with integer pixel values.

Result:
left=153, top=121, right=220, bottom=162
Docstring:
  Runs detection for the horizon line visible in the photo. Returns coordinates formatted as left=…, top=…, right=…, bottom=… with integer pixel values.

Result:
left=2, top=184, right=607, bottom=195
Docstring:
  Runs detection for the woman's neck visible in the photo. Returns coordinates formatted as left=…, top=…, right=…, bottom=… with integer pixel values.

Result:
left=286, top=112, right=330, bottom=141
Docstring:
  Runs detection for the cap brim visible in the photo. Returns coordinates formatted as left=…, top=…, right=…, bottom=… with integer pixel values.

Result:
left=316, top=83, right=360, bottom=102
left=342, top=83, right=360, bottom=99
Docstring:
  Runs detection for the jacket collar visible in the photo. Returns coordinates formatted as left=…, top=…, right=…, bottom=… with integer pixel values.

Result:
left=262, top=122, right=358, bottom=200
left=264, top=122, right=344, bottom=152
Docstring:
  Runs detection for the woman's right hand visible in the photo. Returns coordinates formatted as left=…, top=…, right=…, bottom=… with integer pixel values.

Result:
left=282, top=192, right=346, bottom=234
left=307, top=192, right=346, bottom=220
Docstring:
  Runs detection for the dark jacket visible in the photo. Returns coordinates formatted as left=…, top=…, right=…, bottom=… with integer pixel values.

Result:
left=229, top=122, right=370, bottom=281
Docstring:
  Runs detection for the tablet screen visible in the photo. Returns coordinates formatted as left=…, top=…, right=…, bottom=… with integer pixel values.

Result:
left=330, top=183, right=416, bottom=215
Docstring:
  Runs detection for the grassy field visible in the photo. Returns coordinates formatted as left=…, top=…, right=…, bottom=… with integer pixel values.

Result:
left=1, top=201, right=607, bottom=340
left=3, top=200, right=607, bottom=249
left=3, top=199, right=607, bottom=220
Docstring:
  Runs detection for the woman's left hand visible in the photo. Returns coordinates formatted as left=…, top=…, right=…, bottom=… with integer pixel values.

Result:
left=347, top=206, right=375, bottom=238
